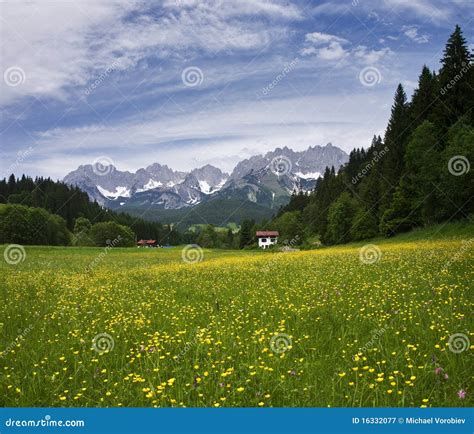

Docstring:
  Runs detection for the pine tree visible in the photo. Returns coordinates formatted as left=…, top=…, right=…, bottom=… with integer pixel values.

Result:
left=436, top=25, right=474, bottom=129
left=380, top=120, right=442, bottom=234
left=410, top=66, right=438, bottom=128
left=239, top=219, right=254, bottom=248
left=380, top=84, right=410, bottom=212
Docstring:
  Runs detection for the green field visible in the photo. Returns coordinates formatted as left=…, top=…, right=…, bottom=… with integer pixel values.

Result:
left=0, top=222, right=472, bottom=407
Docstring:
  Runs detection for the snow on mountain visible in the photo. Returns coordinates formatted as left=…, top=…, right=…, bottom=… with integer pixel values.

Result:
left=136, top=179, right=163, bottom=193
left=63, top=144, right=348, bottom=210
left=295, top=171, right=321, bottom=179
left=97, top=185, right=131, bottom=199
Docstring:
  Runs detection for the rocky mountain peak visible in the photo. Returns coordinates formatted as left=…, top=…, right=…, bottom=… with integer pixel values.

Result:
left=63, top=144, right=348, bottom=212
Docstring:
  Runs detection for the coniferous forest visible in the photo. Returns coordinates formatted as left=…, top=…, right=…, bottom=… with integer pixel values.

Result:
left=272, top=25, right=473, bottom=245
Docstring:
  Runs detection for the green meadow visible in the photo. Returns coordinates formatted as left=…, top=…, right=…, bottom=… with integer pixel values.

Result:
left=1, top=222, right=472, bottom=407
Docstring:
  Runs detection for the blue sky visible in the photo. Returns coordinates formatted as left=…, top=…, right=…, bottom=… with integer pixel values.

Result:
left=1, top=0, right=473, bottom=179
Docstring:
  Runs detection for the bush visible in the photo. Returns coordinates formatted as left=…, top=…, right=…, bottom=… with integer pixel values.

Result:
left=89, top=221, right=135, bottom=247
left=0, top=204, right=71, bottom=245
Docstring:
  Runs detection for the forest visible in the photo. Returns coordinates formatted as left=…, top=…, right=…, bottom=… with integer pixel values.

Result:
left=269, top=25, right=473, bottom=245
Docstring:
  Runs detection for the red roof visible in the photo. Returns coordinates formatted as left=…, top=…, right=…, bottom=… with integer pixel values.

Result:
left=256, top=231, right=279, bottom=237
left=137, top=239, right=157, bottom=245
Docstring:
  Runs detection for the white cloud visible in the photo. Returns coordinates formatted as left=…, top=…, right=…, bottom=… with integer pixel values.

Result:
left=164, top=0, right=303, bottom=20
left=310, top=0, right=453, bottom=23
left=300, top=32, right=349, bottom=61
left=353, top=46, right=392, bottom=64
left=305, top=32, right=348, bottom=45
left=402, top=26, right=430, bottom=44
left=386, top=0, right=448, bottom=22
left=23, top=91, right=391, bottom=177
left=316, top=42, right=348, bottom=61
left=301, top=33, right=391, bottom=64
left=0, top=0, right=302, bottom=107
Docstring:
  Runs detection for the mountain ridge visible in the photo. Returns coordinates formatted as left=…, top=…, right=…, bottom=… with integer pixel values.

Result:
left=63, top=143, right=349, bottom=223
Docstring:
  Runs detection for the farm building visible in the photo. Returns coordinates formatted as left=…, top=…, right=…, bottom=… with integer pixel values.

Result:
left=256, top=231, right=279, bottom=249
left=137, top=239, right=158, bottom=248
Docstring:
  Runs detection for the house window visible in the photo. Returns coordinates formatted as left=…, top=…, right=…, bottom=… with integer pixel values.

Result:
left=261, top=238, right=267, bottom=242
left=270, top=238, right=276, bottom=242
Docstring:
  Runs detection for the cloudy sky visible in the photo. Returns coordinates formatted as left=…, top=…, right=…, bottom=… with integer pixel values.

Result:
left=1, top=0, right=473, bottom=179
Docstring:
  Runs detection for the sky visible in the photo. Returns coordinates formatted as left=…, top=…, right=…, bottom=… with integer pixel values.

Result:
left=1, top=0, right=473, bottom=179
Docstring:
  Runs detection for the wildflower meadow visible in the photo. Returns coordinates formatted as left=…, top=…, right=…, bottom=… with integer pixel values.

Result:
left=0, top=228, right=472, bottom=408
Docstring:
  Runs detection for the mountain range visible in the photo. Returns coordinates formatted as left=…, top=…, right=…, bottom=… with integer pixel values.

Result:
left=64, top=143, right=348, bottom=226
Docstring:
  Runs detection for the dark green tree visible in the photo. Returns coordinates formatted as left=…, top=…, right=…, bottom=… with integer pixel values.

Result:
left=351, top=206, right=378, bottom=240
left=380, top=84, right=411, bottom=212
left=89, top=221, right=135, bottom=247
left=410, top=66, right=438, bottom=127
left=324, top=192, right=358, bottom=244
left=438, top=118, right=474, bottom=219
left=239, top=219, right=254, bottom=248
left=436, top=25, right=474, bottom=129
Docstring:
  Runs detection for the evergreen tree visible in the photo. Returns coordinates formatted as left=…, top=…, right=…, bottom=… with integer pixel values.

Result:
left=380, top=84, right=411, bottom=212
left=436, top=25, right=474, bottom=128
left=410, top=66, right=438, bottom=127
left=226, top=228, right=234, bottom=248
left=239, top=219, right=254, bottom=248
left=269, top=25, right=472, bottom=246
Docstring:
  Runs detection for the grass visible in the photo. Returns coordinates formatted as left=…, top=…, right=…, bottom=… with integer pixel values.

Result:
left=0, top=222, right=472, bottom=407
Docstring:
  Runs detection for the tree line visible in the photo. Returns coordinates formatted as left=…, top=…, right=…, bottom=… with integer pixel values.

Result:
left=0, top=176, right=183, bottom=246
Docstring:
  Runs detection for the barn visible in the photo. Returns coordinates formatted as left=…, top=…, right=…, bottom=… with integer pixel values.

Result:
left=137, top=239, right=158, bottom=248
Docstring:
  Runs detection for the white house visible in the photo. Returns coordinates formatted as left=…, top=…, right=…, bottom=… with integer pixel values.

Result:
left=256, top=231, right=279, bottom=249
